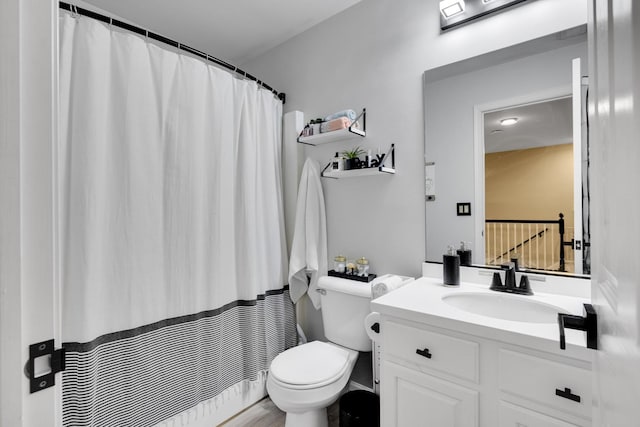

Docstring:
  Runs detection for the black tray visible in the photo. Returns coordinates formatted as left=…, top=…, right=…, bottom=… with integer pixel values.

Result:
left=328, top=270, right=377, bottom=283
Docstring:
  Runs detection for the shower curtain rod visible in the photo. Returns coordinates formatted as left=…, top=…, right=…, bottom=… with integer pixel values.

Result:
left=59, top=1, right=286, bottom=104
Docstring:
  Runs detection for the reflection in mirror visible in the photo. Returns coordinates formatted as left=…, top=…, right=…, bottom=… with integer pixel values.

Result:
left=484, top=97, right=583, bottom=274
left=423, top=26, right=590, bottom=277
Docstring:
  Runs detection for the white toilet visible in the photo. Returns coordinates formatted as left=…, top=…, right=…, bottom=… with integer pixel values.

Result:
left=267, top=276, right=373, bottom=427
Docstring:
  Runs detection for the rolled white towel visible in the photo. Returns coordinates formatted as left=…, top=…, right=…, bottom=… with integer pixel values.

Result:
left=371, top=275, right=406, bottom=299
left=324, top=109, right=357, bottom=122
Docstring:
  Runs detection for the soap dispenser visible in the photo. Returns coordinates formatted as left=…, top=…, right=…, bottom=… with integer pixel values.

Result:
left=457, top=241, right=472, bottom=266
left=443, top=245, right=460, bottom=287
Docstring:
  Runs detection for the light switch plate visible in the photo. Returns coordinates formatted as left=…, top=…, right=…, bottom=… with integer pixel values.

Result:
left=457, top=202, right=471, bottom=216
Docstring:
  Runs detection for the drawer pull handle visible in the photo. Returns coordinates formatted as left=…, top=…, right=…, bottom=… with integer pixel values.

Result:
left=416, top=348, right=432, bottom=359
left=555, top=387, right=581, bottom=403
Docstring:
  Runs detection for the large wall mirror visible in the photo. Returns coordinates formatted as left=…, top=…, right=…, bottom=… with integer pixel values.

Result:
left=424, top=26, right=590, bottom=277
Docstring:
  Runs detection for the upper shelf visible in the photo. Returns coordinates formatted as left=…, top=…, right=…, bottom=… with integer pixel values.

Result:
left=297, top=108, right=366, bottom=146
left=298, top=126, right=365, bottom=146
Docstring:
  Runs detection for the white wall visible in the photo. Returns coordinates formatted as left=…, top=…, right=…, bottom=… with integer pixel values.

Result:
left=244, top=0, right=587, bottom=341
left=424, top=40, right=587, bottom=263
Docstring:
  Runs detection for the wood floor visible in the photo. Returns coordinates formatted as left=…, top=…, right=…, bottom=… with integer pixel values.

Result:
left=219, top=397, right=339, bottom=427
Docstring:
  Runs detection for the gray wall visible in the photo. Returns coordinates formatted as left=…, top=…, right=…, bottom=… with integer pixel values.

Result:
left=243, top=0, right=587, bottom=341
left=424, top=40, right=587, bottom=263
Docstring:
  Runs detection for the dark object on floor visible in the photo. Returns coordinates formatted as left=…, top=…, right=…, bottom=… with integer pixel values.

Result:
left=339, top=390, right=380, bottom=427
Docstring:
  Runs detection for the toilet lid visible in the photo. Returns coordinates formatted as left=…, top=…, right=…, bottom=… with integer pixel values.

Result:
left=270, top=341, right=350, bottom=386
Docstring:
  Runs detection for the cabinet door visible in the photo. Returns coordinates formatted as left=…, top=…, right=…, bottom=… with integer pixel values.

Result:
left=499, top=401, right=587, bottom=427
left=381, top=360, right=478, bottom=427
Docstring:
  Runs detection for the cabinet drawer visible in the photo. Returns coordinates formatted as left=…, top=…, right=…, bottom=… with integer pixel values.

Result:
left=499, top=400, right=586, bottom=427
left=383, top=321, right=479, bottom=383
left=499, top=349, right=591, bottom=419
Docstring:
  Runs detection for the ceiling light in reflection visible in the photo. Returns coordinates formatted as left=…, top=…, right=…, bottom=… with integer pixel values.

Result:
left=500, top=117, right=519, bottom=126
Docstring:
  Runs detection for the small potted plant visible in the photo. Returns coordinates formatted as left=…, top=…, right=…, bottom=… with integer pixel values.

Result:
left=341, top=146, right=365, bottom=170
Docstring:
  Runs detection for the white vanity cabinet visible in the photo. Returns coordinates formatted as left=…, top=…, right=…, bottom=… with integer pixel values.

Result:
left=378, top=318, right=592, bottom=427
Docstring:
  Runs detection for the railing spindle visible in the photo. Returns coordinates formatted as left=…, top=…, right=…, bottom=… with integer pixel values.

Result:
left=551, top=226, right=555, bottom=270
left=494, top=223, right=498, bottom=264
left=508, top=223, right=511, bottom=261
left=527, top=224, right=531, bottom=268
left=499, top=223, right=503, bottom=262
left=542, top=224, right=553, bottom=266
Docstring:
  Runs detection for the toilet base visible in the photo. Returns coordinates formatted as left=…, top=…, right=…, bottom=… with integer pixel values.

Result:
left=284, top=407, right=328, bottom=427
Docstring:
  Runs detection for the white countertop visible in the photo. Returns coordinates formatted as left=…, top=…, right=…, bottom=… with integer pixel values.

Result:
left=371, top=276, right=593, bottom=361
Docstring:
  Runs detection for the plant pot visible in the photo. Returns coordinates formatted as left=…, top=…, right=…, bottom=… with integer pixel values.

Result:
left=344, top=158, right=361, bottom=170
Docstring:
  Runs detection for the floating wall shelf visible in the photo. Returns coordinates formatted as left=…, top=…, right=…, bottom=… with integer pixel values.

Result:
left=322, top=166, right=395, bottom=179
left=297, top=108, right=366, bottom=146
left=321, top=144, right=395, bottom=179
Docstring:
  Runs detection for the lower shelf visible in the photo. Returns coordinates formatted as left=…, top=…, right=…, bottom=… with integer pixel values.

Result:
left=322, top=166, right=395, bottom=179
left=321, top=143, right=395, bottom=179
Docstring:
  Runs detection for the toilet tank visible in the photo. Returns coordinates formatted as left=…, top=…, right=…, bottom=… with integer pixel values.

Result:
left=318, top=276, right=372, bottom=352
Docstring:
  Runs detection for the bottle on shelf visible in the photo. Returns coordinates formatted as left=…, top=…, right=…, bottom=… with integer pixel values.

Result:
left=332, top=152, right=344, bottom=171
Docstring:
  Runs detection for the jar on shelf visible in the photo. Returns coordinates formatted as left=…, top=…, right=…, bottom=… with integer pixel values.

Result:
left=346, top=260, right=357, bottom=275
left=334, top=255, right=347, bottom=273
left=356, top=257, right=370, bottom=277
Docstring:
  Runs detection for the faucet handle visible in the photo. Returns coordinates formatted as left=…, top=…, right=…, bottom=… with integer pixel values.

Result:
left=489, top=272, right=503, bottom=291
left=518, top=275, right=533, bottom=295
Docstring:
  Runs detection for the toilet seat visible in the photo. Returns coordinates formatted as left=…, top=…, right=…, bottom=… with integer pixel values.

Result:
left=269, top=341, right=352, bottom=390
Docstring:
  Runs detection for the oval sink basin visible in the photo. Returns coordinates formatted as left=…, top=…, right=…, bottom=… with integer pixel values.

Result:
left=441, top=292, right=564, bottom=323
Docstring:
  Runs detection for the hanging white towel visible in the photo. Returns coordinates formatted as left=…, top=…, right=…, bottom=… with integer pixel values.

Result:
left=288, top=158, right=327, bottom=309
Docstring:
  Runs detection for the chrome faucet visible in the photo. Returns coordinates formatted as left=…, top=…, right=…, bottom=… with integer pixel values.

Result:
left=489, top=261, right=533, bottom=295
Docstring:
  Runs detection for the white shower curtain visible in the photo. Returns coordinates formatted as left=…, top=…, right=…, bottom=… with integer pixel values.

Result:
left=58, top=11, right=295, bottom=427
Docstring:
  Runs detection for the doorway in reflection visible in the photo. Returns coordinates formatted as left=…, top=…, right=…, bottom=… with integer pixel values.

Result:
left=484, top=97, right=581, bottom=273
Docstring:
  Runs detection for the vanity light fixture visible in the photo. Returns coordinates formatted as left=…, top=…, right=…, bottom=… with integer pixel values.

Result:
left=439, top=0, right=530, bottom=31
left=439, top=0, right=466, bottom=19
left=500, top=117, right=519, bottom=126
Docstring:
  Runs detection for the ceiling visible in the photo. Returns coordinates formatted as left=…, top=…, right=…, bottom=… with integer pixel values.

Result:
left=82, top=0, right=362, bottom=65
left=484, top=97, right=573, bottom=154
